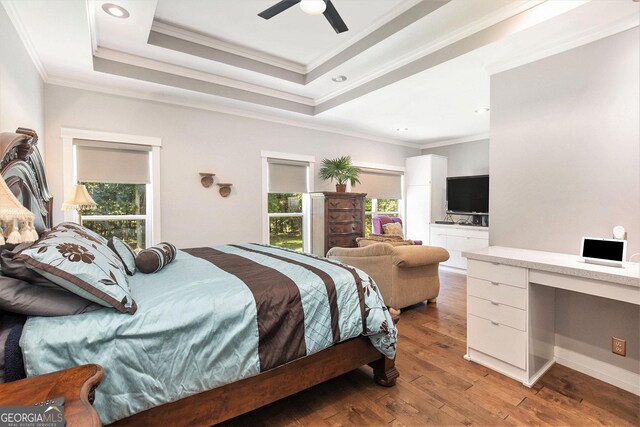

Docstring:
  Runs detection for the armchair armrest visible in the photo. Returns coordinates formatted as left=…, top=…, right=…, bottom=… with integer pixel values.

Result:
left=326, top=243, right=395, bottom=258
left=392, top=246, right=449, bottom=268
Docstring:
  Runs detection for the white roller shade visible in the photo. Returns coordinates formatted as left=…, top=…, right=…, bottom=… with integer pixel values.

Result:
left=268, top=158, right=309, bottom=193
left=76, top=140, right=151, bottom=184
left=355, top=168, right=403, bottom=199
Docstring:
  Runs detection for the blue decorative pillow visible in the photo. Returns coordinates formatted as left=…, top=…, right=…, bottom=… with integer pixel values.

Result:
left=108, top=237, right=137, bottom=276
left=15, top=223, right=136, bottom=314
left=135, top=242, right=177, bottom=274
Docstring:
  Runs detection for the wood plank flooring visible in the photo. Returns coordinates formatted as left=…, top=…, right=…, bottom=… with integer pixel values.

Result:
left=222, top=270, right=639, bottom=426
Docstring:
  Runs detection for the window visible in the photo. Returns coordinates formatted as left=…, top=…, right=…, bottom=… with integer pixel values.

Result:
left=265, top=157, right=312, bottom=252
left=82, top=183, right=147, bottom=250
left=356, top=167, right=403, bottom=237
left=74, top=140, right=152, bottom=249
left=268, top=193, right=303, bottom=251
left=365, top=198, right=401, bottom=237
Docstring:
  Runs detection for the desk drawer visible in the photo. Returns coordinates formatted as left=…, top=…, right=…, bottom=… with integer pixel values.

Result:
left=468, top=314, right=526, bottom=369
left=467, top=277, right=526, bottom=310
left=467, top=260, right=527, bottom=288
left=468, top=295, right=526, bottom=331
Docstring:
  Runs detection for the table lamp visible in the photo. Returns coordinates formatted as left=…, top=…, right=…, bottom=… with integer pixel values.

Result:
left=0, top=174, right=38, bottom=244
left=62, top=184, right=97, bottom=225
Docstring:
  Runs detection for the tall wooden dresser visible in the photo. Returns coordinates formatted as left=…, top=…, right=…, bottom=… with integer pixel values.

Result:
left=311, top=192, right=366, bottom=256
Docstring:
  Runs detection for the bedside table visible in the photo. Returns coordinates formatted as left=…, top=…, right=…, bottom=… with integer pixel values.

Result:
left=0, top=364, right=104, bottom=427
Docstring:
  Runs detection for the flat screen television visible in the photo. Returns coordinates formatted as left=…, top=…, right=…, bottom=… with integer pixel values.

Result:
left=446, top=175, right=489, bottom=215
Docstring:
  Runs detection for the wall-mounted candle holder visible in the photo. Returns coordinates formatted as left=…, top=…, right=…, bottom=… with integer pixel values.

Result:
left=199, top=173, right=215, bottom=188
left=200, top=173, right=233, bottom=197
left=217, top=183, right=232, bottom=198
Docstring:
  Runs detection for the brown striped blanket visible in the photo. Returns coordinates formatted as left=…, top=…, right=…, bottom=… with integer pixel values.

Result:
left=21, top=244, right=397, bottom=424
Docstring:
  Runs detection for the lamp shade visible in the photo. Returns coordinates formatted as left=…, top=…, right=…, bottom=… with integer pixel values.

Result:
left=62, top=184, right=97, bottom=211
left=0, top=174, right=37, bottom=244
left=0, top=174, right=33, bottom=221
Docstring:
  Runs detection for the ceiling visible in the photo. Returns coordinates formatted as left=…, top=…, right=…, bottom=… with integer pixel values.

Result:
left=2, top=0, right=638, bottom=148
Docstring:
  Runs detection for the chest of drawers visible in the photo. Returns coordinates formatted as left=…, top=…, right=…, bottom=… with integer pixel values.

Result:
left=311, top=192, right=366, bottom=256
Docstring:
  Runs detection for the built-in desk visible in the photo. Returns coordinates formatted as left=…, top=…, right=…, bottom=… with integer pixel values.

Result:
left=462, top=246, right=640, bottom=394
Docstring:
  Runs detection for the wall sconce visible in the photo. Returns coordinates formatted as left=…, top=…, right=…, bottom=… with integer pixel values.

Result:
left=199, top=173, right=215, bottom=188
left=200, top=173, right=233, bottom=197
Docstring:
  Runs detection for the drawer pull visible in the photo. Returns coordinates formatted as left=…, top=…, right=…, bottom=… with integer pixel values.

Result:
left=490, top=301, right=499, bottom=306
left=490, top=281, right=499, bottom=286
left=491, top=320, right=500, bottom=326
left=492, top=262, right=500, bottom=266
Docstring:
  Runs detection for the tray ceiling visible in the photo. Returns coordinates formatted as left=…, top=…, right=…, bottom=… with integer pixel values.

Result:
left=3, top=0, right=638, bottom=147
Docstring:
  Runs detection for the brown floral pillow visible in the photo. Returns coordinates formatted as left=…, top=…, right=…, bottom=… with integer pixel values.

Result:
left=15, top=223, right=136, bottom=314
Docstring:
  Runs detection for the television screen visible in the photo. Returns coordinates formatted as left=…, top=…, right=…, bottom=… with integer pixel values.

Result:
left=446, top=175, right=489, bottom=214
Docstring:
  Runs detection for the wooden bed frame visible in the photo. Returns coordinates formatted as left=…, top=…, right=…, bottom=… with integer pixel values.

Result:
left=0, top=128, right=398, bottom=426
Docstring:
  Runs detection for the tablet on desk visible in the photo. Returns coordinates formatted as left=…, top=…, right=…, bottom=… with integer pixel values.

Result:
left=580, top=237, right=627, bottom=267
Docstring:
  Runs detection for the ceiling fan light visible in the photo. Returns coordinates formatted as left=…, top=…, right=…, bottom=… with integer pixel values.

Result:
left=300, top=0, right=327, bottom=16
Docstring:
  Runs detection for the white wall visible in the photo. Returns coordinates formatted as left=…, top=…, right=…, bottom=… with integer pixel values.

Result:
left=421, top=139, right=489, bottom=177
left=44, top=85, right=419, bottom=248
left=490, top=28, right=639, bottom=255
left=490, top=29, right=639, bottom=384
left=0, top=4, right=44, bottom=152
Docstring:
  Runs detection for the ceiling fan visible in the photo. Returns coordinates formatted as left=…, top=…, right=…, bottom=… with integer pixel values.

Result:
left=258, top=0, right=349, bottom=34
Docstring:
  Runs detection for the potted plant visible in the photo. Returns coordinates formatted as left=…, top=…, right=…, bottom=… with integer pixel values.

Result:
left=319, top=156, right=362, bottom=192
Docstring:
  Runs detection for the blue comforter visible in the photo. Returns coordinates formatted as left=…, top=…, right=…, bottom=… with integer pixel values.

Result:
left=20, top=244, right=397, bottom=424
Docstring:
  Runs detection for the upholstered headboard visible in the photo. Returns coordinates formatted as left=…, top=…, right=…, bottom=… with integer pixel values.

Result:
left=0, top=128, right=52, bottom=233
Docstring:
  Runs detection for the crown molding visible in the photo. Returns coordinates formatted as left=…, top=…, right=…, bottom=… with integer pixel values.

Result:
left=45, top=77, right=421, bottom=149
left=94, top=47, right=315, bottom=106
left=419, top=133, right=489, bottom=149
left=151, top=20, right=307, bottom=74
left=485, top=13, right=640, bottom=76
left=1, top=0, right=48, bottom=80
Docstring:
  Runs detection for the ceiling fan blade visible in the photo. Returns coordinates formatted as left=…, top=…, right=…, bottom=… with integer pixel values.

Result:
left=323, top=0, right=348, bottom=33
left=258, top=0, right=301, bottom=20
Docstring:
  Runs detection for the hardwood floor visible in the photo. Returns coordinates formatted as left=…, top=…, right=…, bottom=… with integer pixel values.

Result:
left=222, top=270, right=640, bottom=426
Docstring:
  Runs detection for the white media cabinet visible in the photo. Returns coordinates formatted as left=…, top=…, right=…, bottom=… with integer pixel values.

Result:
left=463, top=246, right=640, bottom=394
left=430, top=224, right=489, bottom=270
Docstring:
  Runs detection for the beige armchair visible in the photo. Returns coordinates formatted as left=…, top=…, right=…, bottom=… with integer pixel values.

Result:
left=326, top=243, right=449, bottom=312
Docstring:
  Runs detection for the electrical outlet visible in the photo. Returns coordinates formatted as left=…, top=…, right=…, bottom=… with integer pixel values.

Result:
left=612, top=337, right=626, bottom=356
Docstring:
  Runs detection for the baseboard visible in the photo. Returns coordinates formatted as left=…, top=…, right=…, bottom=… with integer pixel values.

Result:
left=555, top=347, right=640, bottom=395
left=440, top=265, right=466, bottom=274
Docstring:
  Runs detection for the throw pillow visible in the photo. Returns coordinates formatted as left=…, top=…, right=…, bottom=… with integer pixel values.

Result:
left=15, top=223, right=136, bottom=314
left=382, top=222, right=404, bottom=237
left=108, top=237, right=137, bottom=276
left=0, top=245, right=102, bottom=316
left=136, top=242, right=177, bottom=274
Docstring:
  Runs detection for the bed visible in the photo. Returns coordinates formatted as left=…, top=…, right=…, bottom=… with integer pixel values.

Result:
left=0, top=128, right=399, bottom=426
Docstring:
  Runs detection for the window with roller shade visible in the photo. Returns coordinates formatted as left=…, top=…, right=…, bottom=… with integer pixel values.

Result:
left=355, top=168, right=403, bottom=237
left=75, top=141, right=151, bottom=249
left=267, top=158, right=309, bottom=252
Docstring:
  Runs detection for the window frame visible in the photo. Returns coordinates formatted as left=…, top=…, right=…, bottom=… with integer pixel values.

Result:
left=61, top=128, right=161, bottom=247
left=351, top=161, right=406, bottom=237
left=261, top=151, right=315, bottom=253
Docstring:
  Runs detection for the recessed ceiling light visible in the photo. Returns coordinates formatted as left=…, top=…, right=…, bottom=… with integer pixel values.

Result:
left=475, top=108, right=490, bottom=114
left=396, top=127, right=409, bottom=132
left=331, top=75, right=347, bottom=83
left=102, top=3, right=130, bottom=19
